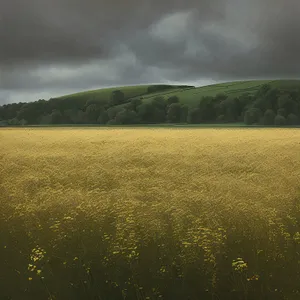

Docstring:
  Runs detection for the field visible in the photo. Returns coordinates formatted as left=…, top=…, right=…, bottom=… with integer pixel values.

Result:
left=1, top=128, right=300, bottom=299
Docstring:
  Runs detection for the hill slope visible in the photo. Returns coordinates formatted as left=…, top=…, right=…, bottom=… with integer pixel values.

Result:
left=56, top=84, right=184, bottom=102
left=126, top=80, right=300, bottom=108
left=1, top=80, right=300, bottom=126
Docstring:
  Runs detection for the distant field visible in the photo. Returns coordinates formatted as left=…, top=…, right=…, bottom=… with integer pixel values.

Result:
left=1, top=128, right=300, bottom=299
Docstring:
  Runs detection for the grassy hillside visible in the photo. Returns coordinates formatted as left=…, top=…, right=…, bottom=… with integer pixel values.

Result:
left=57, top=85, right=155, bottom=102
left=126, top=80, right=300, bottom=108
left=56, top=84, right=193, bottom=104
left=54, top=79, right=300, bottom=112
left=1, top=79, right=300, bottom=126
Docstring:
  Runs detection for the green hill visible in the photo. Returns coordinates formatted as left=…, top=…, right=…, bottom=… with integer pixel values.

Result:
left=1, top=80, right=300, bottom=127
left=125, top=80, right=300, bottom=108
left=55, top=84, right=194, bottom=104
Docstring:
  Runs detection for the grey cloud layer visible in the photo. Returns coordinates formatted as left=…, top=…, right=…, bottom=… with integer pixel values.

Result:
left=1, top=0, right=300, bottom=104
left=1, top=0, right=222, bottom=66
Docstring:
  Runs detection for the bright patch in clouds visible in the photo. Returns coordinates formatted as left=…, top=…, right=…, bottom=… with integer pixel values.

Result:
left=149, top=11, right=192, bottom=43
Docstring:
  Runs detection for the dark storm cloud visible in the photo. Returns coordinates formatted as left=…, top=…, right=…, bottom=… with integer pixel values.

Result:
left=0, top=0, right=223, bottom=66
left=128, top=0, right=300, bottom=80
left=1, top=0, right=300, bottom=104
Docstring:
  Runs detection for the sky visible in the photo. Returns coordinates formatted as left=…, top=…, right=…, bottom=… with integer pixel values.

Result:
left=1, top=0, right=300, bottom=104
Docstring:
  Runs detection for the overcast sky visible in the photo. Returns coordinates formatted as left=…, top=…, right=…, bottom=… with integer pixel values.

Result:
left=1, top=0, right=300, bottom=104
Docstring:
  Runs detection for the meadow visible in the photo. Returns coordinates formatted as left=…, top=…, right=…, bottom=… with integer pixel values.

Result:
left=1, top=128, right=300, bottom=300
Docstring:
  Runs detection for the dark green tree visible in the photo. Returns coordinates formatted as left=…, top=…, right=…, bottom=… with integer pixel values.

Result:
left=180, top=104, right=189, bottom=123
left=109, top=90, right=125, bottom=106
left=244, top=110, right=252, bottom=125
left=151, top=97, right=167, bottom=122
left=137, top=103, right=156, bottom=123
left=85, top=104, right=100, bottom=123
left=115, top=109, right=140, bottom=124
left=63, top=108, right=79, bottom=124
left=265, top=88, right=280, bottom=111
left=107, top=119, right=120, bottom=125
left=263, top=109, right=276, bottom=125
left=198, top=96, right=216, bottom=121
left=167, top=96, right=179, bottom=106
left=8, top=118, right=20, bottom=125
left=277, top=108, right=286, bottom=117
left=238, top=93, right=253, bottom=108
left=187, top=108, right=201, bottom=124
left=253, top=97, right=272, bottom=113
left=278, top=94, right=298, bottom=116
left=274, top=115, right=286, bottom=126
left=19, top=119, right=28, bottom=126
left=244, top=108, right=262, bottom=125
left=76, top=110, right=89, bottom=124
left=39, top=114, right=52, bottom=124
left=152, top=96, right=167, bottom=111
left=287, top=113, right=299, bottom=125
left=107, top=107, right=120, bottom=120
left=125, top=98, right=143, bottom=112
left=218, top=98, right=240, bottom=122
left=97, top=110, right=109, bottom=124
left=216, top=115, right=225, bottom=123
left=50, top=109, right=63, bottom=124
left=16, top=102, right=43, bottom=124
left=166, top=103, right=182, bottom=123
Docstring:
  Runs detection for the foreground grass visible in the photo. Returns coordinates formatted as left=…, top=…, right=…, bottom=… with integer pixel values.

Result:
left=0, top=128, right=300, bottom=300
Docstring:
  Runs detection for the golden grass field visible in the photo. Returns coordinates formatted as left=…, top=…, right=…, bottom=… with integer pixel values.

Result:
left=1, top=128, right=300, bottom=299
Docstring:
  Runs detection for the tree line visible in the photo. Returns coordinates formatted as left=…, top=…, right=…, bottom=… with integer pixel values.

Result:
left=0, top=84, right=300, bottom=126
